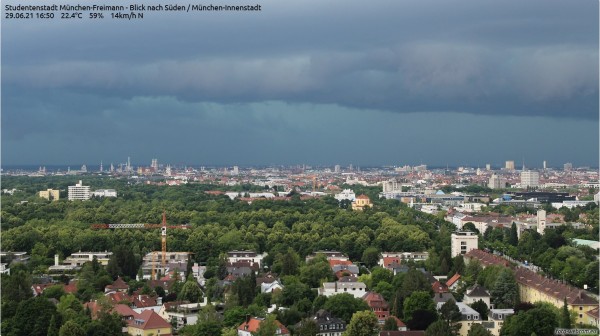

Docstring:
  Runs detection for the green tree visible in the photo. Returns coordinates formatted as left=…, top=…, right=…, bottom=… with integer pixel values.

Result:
left=178, top=277, right=203, bottom=303
left=425, top=320, right=452, bottom=336
left=58, top=320, right=85, bottom=336
left=370, top=267, right=393, bottom=289
left=344, top=310, right=379, bottom=336
left=361, top=247, right=380, bottom=268
left=469, top=300, right=489, bottom=320
left=323, top=293, right=370, bottom=323
left=490, top=269, right=518, bottom=309
left=223, top=306, right=248, bottom=328
left=273, top=248, right=300, bottom=276
left=47, top=314, right=60, bottom=336
left=467, top=323, right=493, bottom=336
left=403, top=291, right=436, bottom=326
left=500, top=304, right=558, bottom=336
left=508, top=223, right=518, bottom=246
left=439, top=299, right=461, bottom=335
left=254, top=314, right=278, bottom=336
left=383, top=316, right=398, bottom=331
left=296, top=318, right=319, bottom=336
left=560, top=298, right=572, bottom=328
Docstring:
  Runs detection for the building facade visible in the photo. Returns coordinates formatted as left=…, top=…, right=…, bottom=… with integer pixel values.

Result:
left=451, top=232, right=478, bottom=257
left=68, top=180, right=91, bottom=201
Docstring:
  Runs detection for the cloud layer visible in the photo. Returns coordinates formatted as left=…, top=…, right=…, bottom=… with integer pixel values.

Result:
left=2, top=0, right=598, bottom=165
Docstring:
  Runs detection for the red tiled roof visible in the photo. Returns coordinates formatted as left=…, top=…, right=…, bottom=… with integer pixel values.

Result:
left=586, top=307, right=599, bottom=319
left=238, top=317, right=290, bottom=335
left=132, top=294, right=158, bottom=308
left=127, top=310, right=171, bottom=330
left=464, top=249, right=510, bottom=268
left=31, top=283, right=53, bottom=296
left=432, top=281, right=449, bottom=294
left=356, top=194, right=370, bottom=199
left=446, top=273, right=461, bottom=287
left=382, top=257, right=401, bottom=268
left=106, top=291, right=131, bottom=304
left=363, top=292, right=389, bottom=310
left=64, top=280, right=78, bottom=294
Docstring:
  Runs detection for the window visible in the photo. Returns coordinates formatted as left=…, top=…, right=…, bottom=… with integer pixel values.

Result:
left=467, top=315, right=471, bottom=320
left=579, top=307, right=583, bottom=311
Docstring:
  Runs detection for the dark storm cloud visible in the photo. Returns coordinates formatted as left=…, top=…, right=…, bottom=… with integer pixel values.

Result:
left=2, top=0, right=598, bottom=165
left=3, top=0, right=598, bottom=119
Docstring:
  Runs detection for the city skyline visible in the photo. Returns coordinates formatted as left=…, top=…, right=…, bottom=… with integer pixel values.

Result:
left=2, top=0, right=598, bottom=166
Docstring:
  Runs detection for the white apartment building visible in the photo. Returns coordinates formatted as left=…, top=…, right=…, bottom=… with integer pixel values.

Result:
left=319, top=281, right=367, bottom=299
left=451, top=232, right=479, bottom=257
left=334, top=189, right=356, bottom=201
left=68, top=180, right=91, bottom=200
left=64, top=251, right=113, bottom=266
left=520, top=171, right=540, bottom=189
left=92, top=189, right=117, bottom=197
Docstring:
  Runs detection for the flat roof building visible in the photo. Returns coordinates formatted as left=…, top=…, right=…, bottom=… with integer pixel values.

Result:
left=451, top=232, right=478, bottom=257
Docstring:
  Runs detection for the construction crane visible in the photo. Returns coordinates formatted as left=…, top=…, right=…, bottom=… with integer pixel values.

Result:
left=91, top=212, right=189, bottom=280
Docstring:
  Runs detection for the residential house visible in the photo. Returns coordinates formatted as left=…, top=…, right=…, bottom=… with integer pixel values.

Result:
left=105, top=276, right=129, bottom=293
left=227, top=250, right=267, bottom=268
left=296, top=309, right=346, bottom=336
left=446, top=273, right=461, bottom=291
left=158, top=301, right=201, bottom=331
left=261, top=280, right=284, bottom=294
left=306, top=251, right=349, bottom=263
left=237, top=317, right=290, bottom=336
left=432, top=281, right=449, bottom=294
left=363, top=292, right=390, bottom=322
left=463, top=284, right=491, bottom=308
left=127, top=309, right=172, bottom=336
left=483, top=309, right=514, bottom=336
left=436, top=302, right=481, bottom=336
left=319, top=281, right=367, bottom=299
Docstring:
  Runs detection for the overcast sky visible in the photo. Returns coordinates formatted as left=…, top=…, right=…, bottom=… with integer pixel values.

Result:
left=2, top=0, right=598, bottom=167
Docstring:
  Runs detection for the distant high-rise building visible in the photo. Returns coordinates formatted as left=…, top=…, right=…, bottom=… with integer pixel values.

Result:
left=485, top=164, right=491, bottom=171
left=68, top=180, right=91, bottom=201
left=564, top=163, right=573, bottom=171
left=334, top=165, right=341, bottom=173
left=488, top=174, right=506, bottom=189
left=232, top=166, right=239, bottom=175
left=520, top=170, right=540, bottom=188
left=543, top=161, right=547, bottom=170
left=349, top=164, right=353, bottom=171
left=110, top=163, right=114, bottom=172
left=100, top=161, right=103, bottom=172
left=81, top=165, right=87, bottom=173
left=165, top=165, right=172, bottom=176
left=151, top=159, right=158, bottom=170
left=382, top=180, right=401, bottom=193
left=505, top=161, right=515, bottom=170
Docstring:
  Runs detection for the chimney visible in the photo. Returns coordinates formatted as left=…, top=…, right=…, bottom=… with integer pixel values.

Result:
left=157, top=297, right=162, bottom=305
left=245, top=314, right=251, bottom=324
left=54, top=254, right=59, bottom=266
